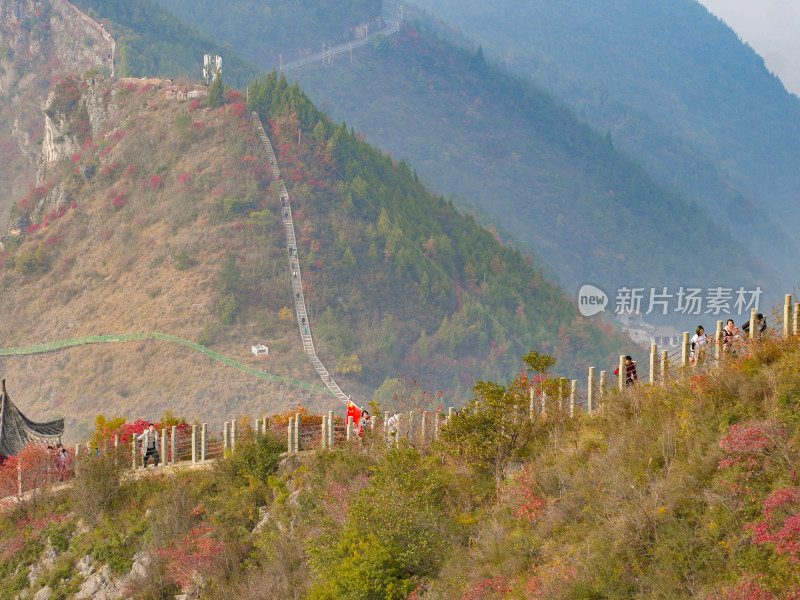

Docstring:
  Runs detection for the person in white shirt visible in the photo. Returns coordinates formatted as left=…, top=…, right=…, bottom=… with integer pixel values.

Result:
left=137, top=423, right=160, bottom=468
left=690, top=325, right=712, bottom=364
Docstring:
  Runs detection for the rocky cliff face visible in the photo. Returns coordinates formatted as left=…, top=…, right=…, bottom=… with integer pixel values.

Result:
left=0, top=0, right=110, bottom=224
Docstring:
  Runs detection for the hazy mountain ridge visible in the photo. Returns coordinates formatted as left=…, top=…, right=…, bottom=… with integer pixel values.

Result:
left=403, top=0, right=800, bottom=287
left=290, top=24, right=771, bottom=296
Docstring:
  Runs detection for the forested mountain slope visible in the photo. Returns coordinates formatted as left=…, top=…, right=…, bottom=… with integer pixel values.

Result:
left=0, top=71, right=628, bottom=440
left=403, top=0, right=800, bottom=287
left=291, top=26, right=769, bottom=295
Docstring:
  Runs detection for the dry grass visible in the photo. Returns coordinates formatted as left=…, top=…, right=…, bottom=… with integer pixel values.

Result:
left=0, top=83, right=344, bottom=442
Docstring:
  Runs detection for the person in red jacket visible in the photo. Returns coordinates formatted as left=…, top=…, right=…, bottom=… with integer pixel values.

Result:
left=614, top=356, right=638, bottom=386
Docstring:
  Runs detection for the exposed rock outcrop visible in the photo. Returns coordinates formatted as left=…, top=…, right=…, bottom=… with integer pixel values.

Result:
left=0, top=0, right=111, bottom=223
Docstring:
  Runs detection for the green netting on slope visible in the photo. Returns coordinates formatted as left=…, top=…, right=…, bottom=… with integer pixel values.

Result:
left=0, top=333, right=334, bottom=396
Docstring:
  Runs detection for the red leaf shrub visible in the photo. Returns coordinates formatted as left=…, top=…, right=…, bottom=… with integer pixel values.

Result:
left=155, top=525, right=223, bottom=591
left=142, top=174, right=162, bottom=189
left=747, top=487, right=800, bottom=561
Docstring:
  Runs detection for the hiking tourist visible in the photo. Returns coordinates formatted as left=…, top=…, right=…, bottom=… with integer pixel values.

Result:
left=723, top=319, right=741, bottom=354
left=690, top=325, right=712, bottom=364
left=138, top=423, right=160, bottom=468
left=741, top=313, right=767, bottom=339
left=614, top=356, right=638, bottom=386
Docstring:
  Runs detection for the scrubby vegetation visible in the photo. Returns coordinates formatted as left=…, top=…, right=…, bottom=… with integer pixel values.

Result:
left=3, top=338, right=800, bottom=599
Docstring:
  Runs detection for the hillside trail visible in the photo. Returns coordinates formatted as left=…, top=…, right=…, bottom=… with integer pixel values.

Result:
left=251, top=112, right=350, bottom=405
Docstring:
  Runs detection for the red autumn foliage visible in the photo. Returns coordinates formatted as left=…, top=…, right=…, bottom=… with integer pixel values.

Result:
left=124, top=164, right=138, bottom=178
left=460, top=576, right=511, bottom=600
left=0, top=444, right=64, bottom=500
left=230, top=102, right=246, bottom=117
left=155, top=525, right=223, bottom=590
left=142, top=174, right=162, bottom=189
left=189, top=99, right=202, bottom=113
left=747, top=487, right=800, bottom=561
left=707, top=576, right=786, bottom=600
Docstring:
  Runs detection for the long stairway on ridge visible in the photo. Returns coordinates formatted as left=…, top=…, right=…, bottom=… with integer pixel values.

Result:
left=250, top=112, right=349, bottom=405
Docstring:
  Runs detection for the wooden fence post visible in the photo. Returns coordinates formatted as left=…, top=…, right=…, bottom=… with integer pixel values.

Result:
left=421, top=412, right=428, bottom=443
left=794, top=302, right=799, bottom=336
left=288, top=417, right=294, bottom=453
left=649, top=344, right=658, bottom=384
left=17, top=459, right=22, bottom=496
left=231, top=420, right=237, bottom=451
left=201, top=423, right=208, bottom=461
left=321, top=415, right=327, bottom=449
left=715, top=321, right=724, bottom=362
left=170, top=425, right=177, bottom=465
left=346, top=416, right=352, bottom=441
left=223, top=422, right=230, bottom=451
left=75, top=443, right=81, bottom=459
left=599, top=371, right=606, bottom=404
left=681, top=333, right=690, bottom=367
left=749, top=308, right=757, bottom=341
left=618, top=355, right=626, bottom=391
left=587, top=367, right=595, bottom=413
left=161, top=429, right=167, bottom=467
left=328, top=411, right=334, bottom=448
left=295, top=413, right=301, bottom=452
left=784, top=295, right=792, bottom=337
left=132, top=437, right=138, bottom=470
left=570, top=380, right=576, bottom=417
left=661, top=350, right=668, bottom=385
left=114, top=434, right=119, bottom=448
left=191, top=425, right=197, bottom=464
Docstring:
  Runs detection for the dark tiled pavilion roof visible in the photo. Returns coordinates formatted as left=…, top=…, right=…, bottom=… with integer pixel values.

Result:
left=0, top=379, right=64, bottom=458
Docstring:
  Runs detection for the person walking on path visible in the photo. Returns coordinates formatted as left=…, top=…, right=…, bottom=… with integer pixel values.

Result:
left=138, top=423, right=160, bottom=468
left=614, top=356, right=638, bottom=386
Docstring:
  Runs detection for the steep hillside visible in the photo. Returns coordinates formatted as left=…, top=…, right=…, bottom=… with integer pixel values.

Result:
left=0, top=71, right=629, bottom=441
left=0, top=0, right=110, bottom=224
left=403, top=0, right=800, bottom=286
left=3, top=336, right=799, bottom=599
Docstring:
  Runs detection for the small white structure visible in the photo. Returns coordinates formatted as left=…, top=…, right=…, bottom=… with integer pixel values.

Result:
left=251, top=343, right=269, bottom=356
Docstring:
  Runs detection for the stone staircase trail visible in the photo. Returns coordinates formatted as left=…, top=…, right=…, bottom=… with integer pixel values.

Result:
left=251, top=112, right=350, bottom=405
